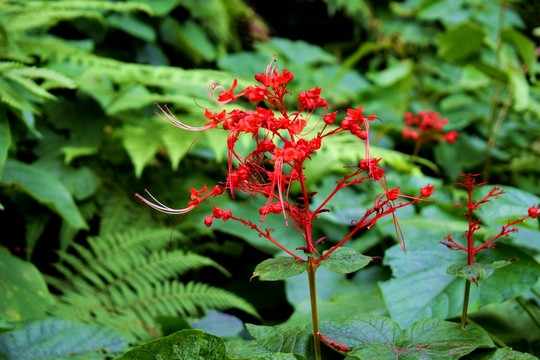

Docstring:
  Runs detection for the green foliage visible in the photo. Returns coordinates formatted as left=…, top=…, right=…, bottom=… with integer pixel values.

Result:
left=320, top=315, right=495, bottom=359
left=0, top=317, right=129, bottom=360
left=0, top=247, right=54, bottom=322
left=48, top=226, right=257, bottom=340
left=114, top=329, right=226, bottom=360
left=1, top=0, right=539, bottom=358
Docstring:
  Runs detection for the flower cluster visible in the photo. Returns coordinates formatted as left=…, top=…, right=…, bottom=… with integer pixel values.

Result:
left=402, top=110, right=459, bottom=144
left=440, top=173, right=539, bottom=270
left=137, top=58, right=434, bottom=262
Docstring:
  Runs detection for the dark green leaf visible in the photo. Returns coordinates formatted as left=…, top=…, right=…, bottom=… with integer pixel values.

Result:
left=252, top=257, right=308, bottom=281
left=0, top=247, right=54, bottom=322
left=1, top=160, right=88, bottom=230
left=320, top=247, right=374, bottom=274
left=438, top=22, right=486, bottom=62
left=0, top=317, right=128, bottom=360
left=114, top=329, right=225, bottom=360
left=246, top=324, right=313, bottom=359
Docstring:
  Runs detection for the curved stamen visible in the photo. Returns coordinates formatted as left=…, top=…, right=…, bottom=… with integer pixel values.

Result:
left=155, top=103, right=211, bottom=131
left=136, top=189, right=195, bottom=215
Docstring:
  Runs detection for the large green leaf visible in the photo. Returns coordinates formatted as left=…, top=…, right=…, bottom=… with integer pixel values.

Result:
left=318, top=314, right=494, bottom=359
left=114, top=329, right=225, bottom=360
left=0, top=317, right=128, bottom=360
left=0, top=248, right=54, bottom=322
left=252, top=257, right=308, bottom=281
left=1, top=159, right=88, bottom=230
left=284, top=266, right=388, bottom=326
left=379, top=239, right=540, bottom=328
left=438, top=22, right=486, bottom=62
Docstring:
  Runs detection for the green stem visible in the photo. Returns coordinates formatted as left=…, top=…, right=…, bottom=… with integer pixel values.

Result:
left=461, top=279, right=471, bottom=329
left=307, top=256, right=322, bottom=360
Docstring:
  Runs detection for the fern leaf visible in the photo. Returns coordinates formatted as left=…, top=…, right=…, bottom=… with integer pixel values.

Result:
left=128, top=281, right=259, bottom=321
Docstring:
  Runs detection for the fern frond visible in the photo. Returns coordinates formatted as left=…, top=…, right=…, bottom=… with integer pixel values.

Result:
left=96, top=249, right=230, bottom=296
left=127, top=281, right=259, bottom=324
left=4, top=0, right=152, bottom=32
left=48, top=226, right=257, bottom=341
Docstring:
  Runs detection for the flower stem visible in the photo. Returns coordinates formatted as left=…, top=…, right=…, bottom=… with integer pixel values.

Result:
left=307, top=256, right=322, bottom=360
left=461, top=279, right=472, bottom=329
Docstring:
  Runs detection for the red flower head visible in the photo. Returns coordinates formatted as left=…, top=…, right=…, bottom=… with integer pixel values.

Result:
left=137, top=57, right=433, bottom=262
left=402, top=110, right=458, bottom=145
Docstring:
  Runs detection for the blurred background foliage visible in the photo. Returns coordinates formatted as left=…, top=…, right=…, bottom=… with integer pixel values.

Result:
left=0, top=0, right=539, bottom=358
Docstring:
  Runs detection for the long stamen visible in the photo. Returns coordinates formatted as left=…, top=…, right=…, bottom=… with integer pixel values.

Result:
left=155, top=103, right=211, bottom=131
left=136, top=189, right=195, bottom=215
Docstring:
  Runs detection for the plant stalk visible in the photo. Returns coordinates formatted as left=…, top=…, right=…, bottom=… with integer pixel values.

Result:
left=307, top=256, right=322, bottom=360
left=461, top=279, right=472, bottom=329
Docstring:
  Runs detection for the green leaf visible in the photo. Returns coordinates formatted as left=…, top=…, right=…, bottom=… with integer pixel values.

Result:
left=446, top=260, right=514, bottom=284
left=0, top=317, right=128, bottom=360
left=114, top=329, right=226, bottom=360
left=246, top=324, right=314, bottom=359
left=270, top=37, right=336, bottom=66
left=503, top=28, right=537, bottom=76
left=319, top=315, right=494, bottom=359
left=509, top=69, right=530, bottom=111
left=438, top=22, right=486, bottom=62
left=1, top=159, right=88, bottom=230
left=366, top=60, right=412, bottom=87
left=320, top=247, right=374, bottom=274
left=252, top=257, right=308, bottom=281
left=108, top=13, right=156, bottom=42
left=119, top=125, right=162, bottom=178
left=225, top=338, right=306, bottom=359
left=0, top=248, right=54, bottom=322
left=380, top=240, right=540, bottom=328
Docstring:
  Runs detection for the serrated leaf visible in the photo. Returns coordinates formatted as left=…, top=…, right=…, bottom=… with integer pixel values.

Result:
left=252, top=257, right=308, bottom=281
left=1, top=159, right=88, bottom=230
left=320, top=247, right=374, bottom=274
left=0, top=317, right=128, bottom=360
left=225, top=338, right=306, bottom=359
left=0, top=248, right=54, bottom=322
left=319, top=315, right=494, bottom=359
left=114, top=329, right=225, bottom=360
left=246, top=324, right=314, bottom=359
